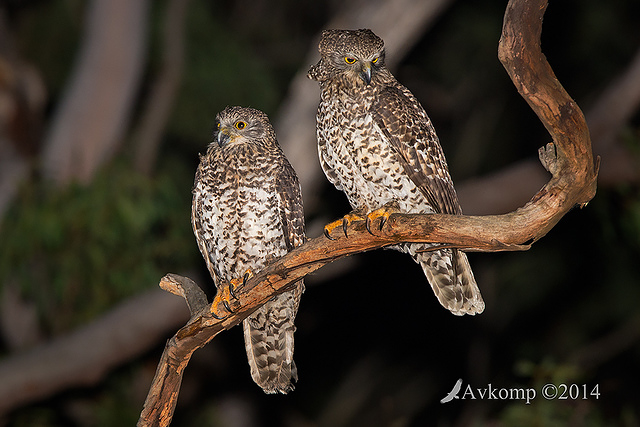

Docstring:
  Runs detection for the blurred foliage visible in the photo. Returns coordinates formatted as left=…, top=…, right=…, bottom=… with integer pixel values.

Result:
left=159, top=0, right=326, bottom=147
left=13, top=0, right=85, bottom=99
left=0, top=158, right=197, bottom=332
left=166, top=1, right=282, bottom=144
left=8, top=364, right=144, bottom=426
left=499, top=360, right=611, bottom=426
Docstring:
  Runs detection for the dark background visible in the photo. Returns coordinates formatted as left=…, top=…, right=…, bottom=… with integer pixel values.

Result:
left=1, top=0, right=639, bottom=425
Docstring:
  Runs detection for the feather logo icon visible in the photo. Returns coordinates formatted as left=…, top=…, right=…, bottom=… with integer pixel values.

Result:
left=440, top=379, right=463, bottom=403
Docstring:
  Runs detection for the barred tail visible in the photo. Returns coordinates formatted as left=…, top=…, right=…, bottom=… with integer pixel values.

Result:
left=411, top=246, right=485, bottom=316
left=242, top=284, right=301, bottom=394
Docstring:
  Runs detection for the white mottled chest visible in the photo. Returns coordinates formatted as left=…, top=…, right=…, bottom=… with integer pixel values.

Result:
left=195, top=157, right=287, bottom=282
left=317, top=93, right=430, bottom=214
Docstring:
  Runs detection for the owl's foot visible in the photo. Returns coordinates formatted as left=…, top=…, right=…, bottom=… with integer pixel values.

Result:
left=210, top=284, right=235, bottom=320
left=323, top=211, right=366, bottom=240
left=210, top=269, right=252, bottom=319
left=365, top=202, right=401, bottom=234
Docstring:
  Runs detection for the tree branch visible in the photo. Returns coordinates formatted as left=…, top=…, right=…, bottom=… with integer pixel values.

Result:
left=133, top=0, right=190, bottom=176
left=41, top=0, right=149, bottom=186
left=0, top=289, right=188, bottom=415
left=585, top=43, right=640, bottom=185
left=139, top=0, right=598, bottom=425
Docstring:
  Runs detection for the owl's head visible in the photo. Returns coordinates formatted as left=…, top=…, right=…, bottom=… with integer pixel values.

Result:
left=213, top=106, right=276, bottom=148
left=308, top=29, right=386, bottom=86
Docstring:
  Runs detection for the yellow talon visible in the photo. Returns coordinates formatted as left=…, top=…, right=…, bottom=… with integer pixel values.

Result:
left=211, top=268, right=253, bottom=318
left=365, top=205, right=399, bottom=234
left=210, top=282, right=236, bottom=319
left=323, top=218, right=343, bottom=240
left=323, top=212, right=366, bottom=239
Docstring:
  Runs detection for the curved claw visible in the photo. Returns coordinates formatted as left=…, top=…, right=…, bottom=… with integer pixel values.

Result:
left=365, top=216, right=374, bottom=234
left=222, top=300, right=234, bottom=313
left=365, top=214, right=387, bottom=233
left=210, top=282, right=237, bottom=319
left=342, top=217, right=349, bottom=238
left=378, top=215, right=388, bottom=231
left=242, top=270, right=253, bottom=286
left=227, top=269, right=252, bottom=299
left=211, top=310, right=225, bottom=320
left=324, top=212, right=366, bottom=239
left=323, top=218, right=343, bottom=240
left=365, top=205, right=398, bottom=235
left=228, top=282, right=237, bottom=299
left=323, top=227, right=336, bottom=240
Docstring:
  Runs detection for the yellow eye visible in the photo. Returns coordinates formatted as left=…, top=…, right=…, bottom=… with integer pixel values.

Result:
left=234, top=121, right=247, bottom=130
left=372, top=57, right=378, bottom=64
left=344, top=56, right=357, bottom=65
left=217, top=122, right=221, bottom=129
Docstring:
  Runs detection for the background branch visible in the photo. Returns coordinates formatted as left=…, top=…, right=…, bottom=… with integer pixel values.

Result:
left=0, top=289, right=188, bottom=415
left=41, top=0, right=148, bottom=186
left=133, top=0, right=189, bottom=176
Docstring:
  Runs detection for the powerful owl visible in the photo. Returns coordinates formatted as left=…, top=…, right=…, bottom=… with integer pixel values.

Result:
left=308, top=29, right=484, bottom=315
left=191, top=106, right=305, bottom=393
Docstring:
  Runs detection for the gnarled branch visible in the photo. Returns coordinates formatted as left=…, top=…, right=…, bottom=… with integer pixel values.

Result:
left=138, top=0, right=598, bottom=425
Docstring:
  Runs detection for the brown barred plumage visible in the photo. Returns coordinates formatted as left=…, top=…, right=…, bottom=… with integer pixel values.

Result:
left=309, top=29, right=484, bottom=315
left=191, top=106, right=305, bottom=393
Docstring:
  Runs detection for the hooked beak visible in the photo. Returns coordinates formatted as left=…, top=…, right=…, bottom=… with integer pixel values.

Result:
left=360, top=62, right=372, bottom=85
left=217, top=128, right=231, bottom=147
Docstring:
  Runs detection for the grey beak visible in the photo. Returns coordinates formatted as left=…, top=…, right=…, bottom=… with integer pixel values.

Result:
left=217, top=129, right=230, bottom=147
left=360, top=63, right=372, bottom=85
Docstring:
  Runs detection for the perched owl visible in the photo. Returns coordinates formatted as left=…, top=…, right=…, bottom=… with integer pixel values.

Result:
left=308, top=29, right=484, bottom=315
left=191, top=106, right=305, bottom=393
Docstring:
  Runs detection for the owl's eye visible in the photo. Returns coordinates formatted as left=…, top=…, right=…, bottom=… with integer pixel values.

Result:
left=234, top=121, right=247, bottom=130
left=371, top=57, right=379, bottom=64
left=217, top=123, right=221, bottom=129
left=344, top=56, right=357, bottom=65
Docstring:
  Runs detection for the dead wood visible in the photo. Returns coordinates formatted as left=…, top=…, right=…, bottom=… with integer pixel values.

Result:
left=138, top=0, right=598, bottom=425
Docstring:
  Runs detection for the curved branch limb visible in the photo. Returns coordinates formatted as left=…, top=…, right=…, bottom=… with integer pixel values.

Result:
left=498, top=0, right=598, bottom=206
left=159, top=274, right=208, bottom=317
left=139, top=0, right=599, bottom=425
left=139, top=202, right=584, bottom=425
left=0, top=289, right=188, bottom=416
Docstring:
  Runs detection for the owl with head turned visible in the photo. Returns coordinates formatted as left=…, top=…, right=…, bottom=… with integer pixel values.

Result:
left=308, top=29, right=484, bottom=315
left=191, top=106, right=305, bottom=393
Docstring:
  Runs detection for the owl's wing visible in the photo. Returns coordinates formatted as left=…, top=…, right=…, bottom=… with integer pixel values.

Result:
left=371, top=85, right=462, bottom=215
left=275, top=154, right=306, bottom=312
left=276, top=155, right=306, bottom=252
left=191, top=162, right=221, bottom=287
left=316, top=104, right=344, bottom=192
